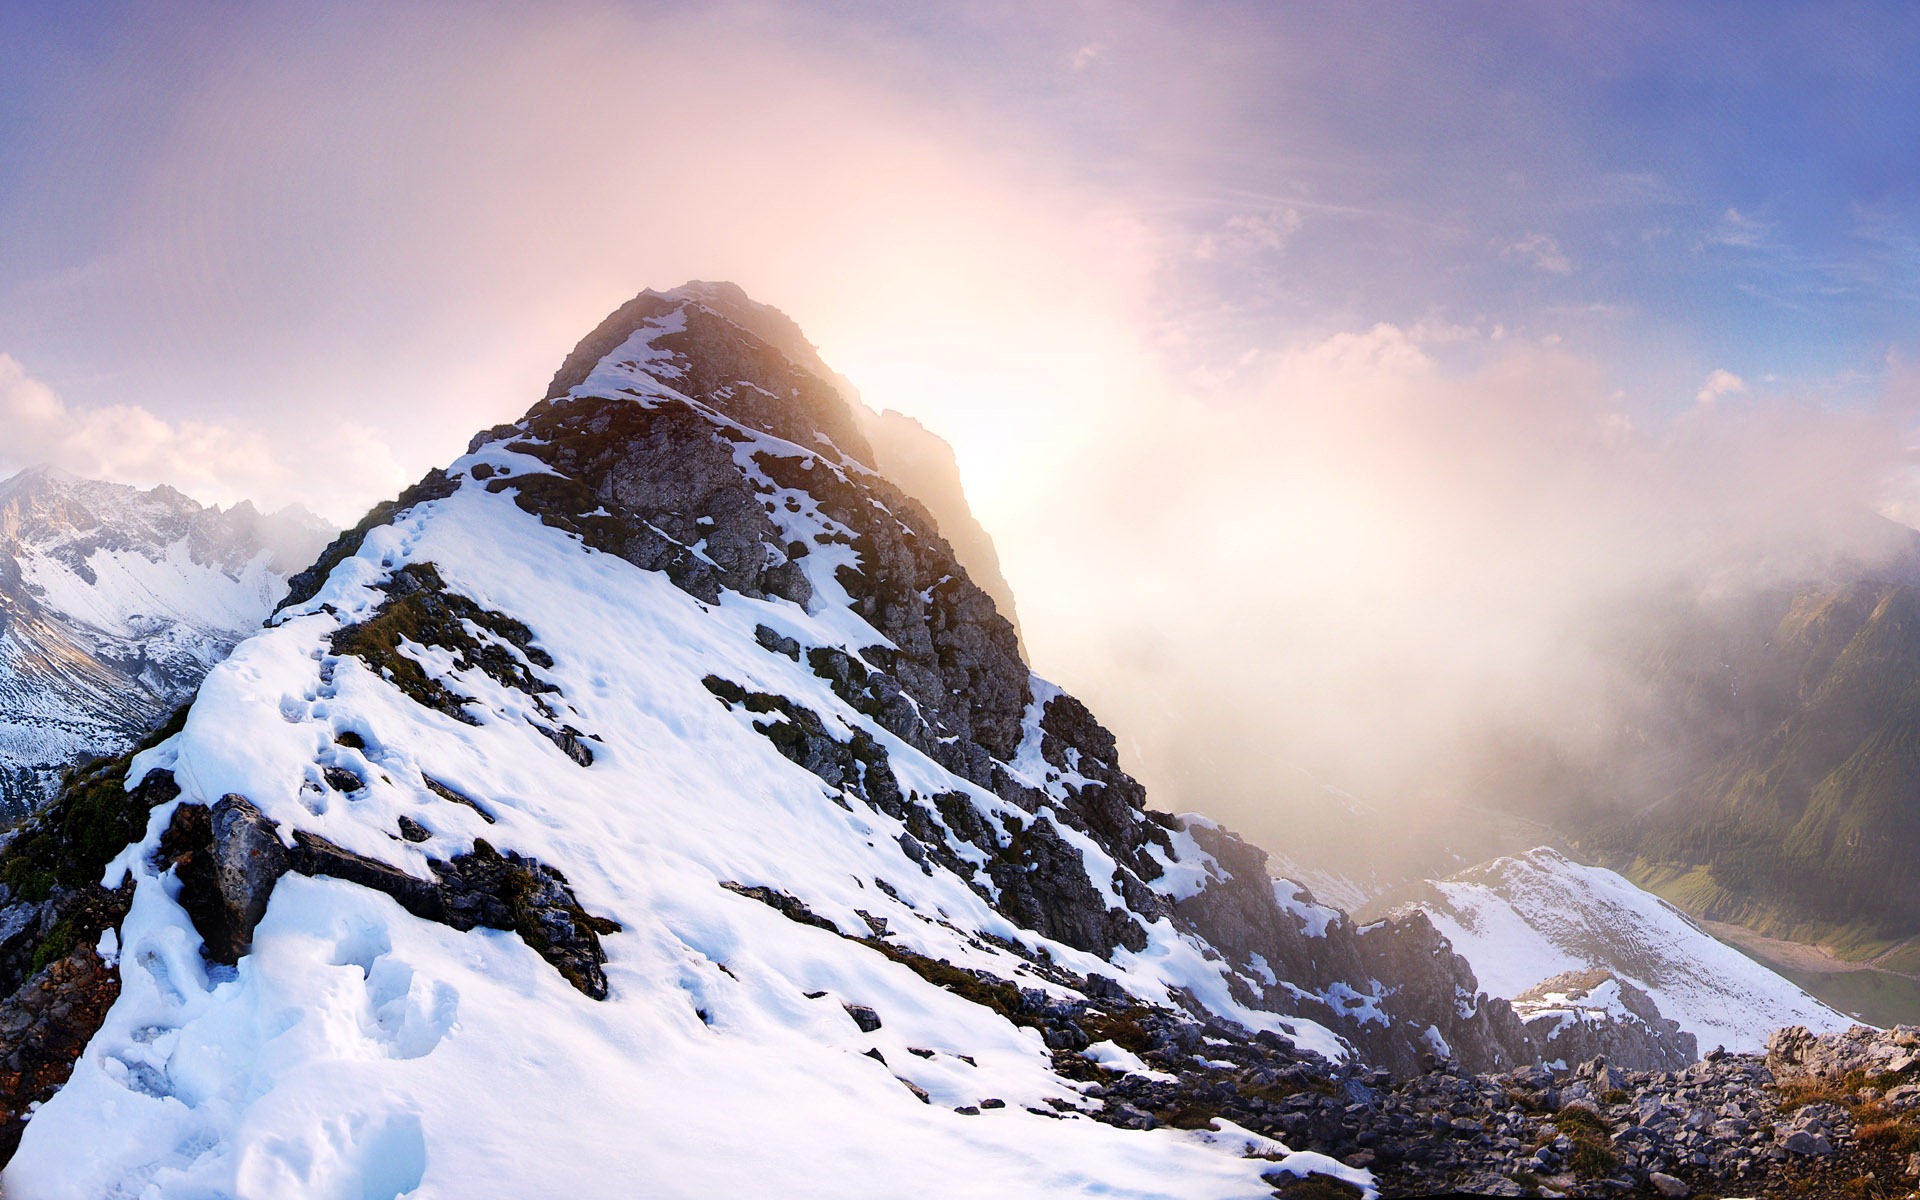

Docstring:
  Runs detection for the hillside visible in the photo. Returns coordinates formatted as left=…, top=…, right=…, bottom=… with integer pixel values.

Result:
left=1571, top=571, right=1920, bottom=956
left=0, top=468, right=331, bottom=814
left=1399, top=848, right=1852, bottom=1054
left=0, top=283, right=1722, bottom=1199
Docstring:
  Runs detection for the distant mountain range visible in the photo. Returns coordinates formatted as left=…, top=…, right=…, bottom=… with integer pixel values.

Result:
left=0, top=467, right=332, bottom=815
left=1540, top=546, right=1920, bottom=963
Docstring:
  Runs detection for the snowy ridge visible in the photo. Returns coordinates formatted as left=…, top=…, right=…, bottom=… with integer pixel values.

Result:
left=5, top=290, right=1397, bottom=1198
left=1401, top=847, right=1853, bottom=1053
left=0, top=468, right=332, bottom=814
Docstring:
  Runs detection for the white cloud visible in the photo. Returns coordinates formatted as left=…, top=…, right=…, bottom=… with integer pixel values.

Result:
left=1501, top=232, right=1574, bottom=274
left=0, top=354, right=404, bottom=521
left=1713, top=207, right=1772, bottom=249
left=1193, top=208, right=1302, bottom=260
left=1696, top=367, right=1747, bottom=404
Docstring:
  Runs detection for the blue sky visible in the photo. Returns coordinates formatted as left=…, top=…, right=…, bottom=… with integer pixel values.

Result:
left=5, top=3, right=1917, bottom=438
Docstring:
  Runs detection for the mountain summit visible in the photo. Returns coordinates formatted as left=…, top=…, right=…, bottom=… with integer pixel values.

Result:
left=0, top=285, right=1737, bottom=1197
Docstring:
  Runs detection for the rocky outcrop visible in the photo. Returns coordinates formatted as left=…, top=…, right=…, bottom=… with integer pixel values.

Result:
left=647, top=283, right=1022, bottom=643
left=154, top=793, right=620, bottom=999
left=156, top=795, right=286, bottom=962
left=0, top=943, right=120, bottom=1162
left=1766, top=1022, right=1920, bottom=1081
left=1512, top=970, right=1697, bottom=1072
left=1173, top=816, right=1694, bottom=1077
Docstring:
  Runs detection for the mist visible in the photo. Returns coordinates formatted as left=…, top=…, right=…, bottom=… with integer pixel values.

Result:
left=1008, top=329, right=1920, bottom=886
left=5, top=2, right=1920, bottom=888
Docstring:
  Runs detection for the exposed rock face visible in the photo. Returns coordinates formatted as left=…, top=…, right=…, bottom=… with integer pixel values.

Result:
left=0, top=468, right=332, bottom=814
left=1511, top=970, right=1697, bottom=1072
left=643, top=281, right=1023, bottom=640
left=156, top=795, right=287, bottom=962
left=852, top=407, right=1023, bottom=649
left=155, top=792, right=619, bottom=999
left=1174, top=821, right=1696, bottom=1075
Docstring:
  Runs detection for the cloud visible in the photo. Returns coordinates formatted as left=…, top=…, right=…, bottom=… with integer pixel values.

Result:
left=1193, top=209, right=1303, bottom=260
left=0, top=354, right=403, bottom=520
left=1712, top=207, right=1773, bottom=249
left=1501, top=232, right=1574, bottom=274
left=1, top=3, right=1173, bottom=534
left=995, top=315, right=1920, bottom=866
left=1696, top=367, right=1747, bottom=404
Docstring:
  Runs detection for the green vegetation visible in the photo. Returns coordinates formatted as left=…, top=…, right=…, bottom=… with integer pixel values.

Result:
left=860, top=939, right=1041, bottom=1030
left=330, top=562, right=555, bottom=720
left=0, top=705, right=188, bottom=903
left=1583, top=582, right=1920, bottom=961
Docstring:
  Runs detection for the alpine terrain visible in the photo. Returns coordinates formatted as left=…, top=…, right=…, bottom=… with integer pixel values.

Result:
left=0, top=468, right=332, bottom=815
left=1397, top=848, right=1853, bottom=1054
left=0, top=283, right=1911, bottom=1199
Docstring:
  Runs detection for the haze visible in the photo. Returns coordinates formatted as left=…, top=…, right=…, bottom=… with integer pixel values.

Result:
left=6, top=2, right=1920, bottom=877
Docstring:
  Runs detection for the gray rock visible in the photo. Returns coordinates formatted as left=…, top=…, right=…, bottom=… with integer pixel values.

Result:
left=844, top=1004, right=882, bottom=1033
left=1109, top=1103, right=1157, bottom=1130
left=1648, top=1170, right=1689, bottom=1197
left=208, top=794, right=292, bottom=958
left=1781, top=1129, right=1833, bottom=1156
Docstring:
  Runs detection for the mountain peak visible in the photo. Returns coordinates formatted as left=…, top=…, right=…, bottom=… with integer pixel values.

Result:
left=0, top=284, right=1740, bottom=1199
left=541, top=284, right=877, bottom=470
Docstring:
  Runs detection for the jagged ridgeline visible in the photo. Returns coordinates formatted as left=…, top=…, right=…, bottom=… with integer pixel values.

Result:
left=0, top=470, right=333, bottom=816
left=0, top=284, right=1697, bottom=1198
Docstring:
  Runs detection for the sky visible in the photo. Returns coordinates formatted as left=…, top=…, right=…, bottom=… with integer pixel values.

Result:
left=5, top=1, right=1920, bottom=851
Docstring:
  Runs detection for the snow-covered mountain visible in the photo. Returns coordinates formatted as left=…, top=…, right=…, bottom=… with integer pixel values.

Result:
left=0, top=468, right=333, bottom=815
left=655, top=280, right=1024, bottom=639
left=0, top=286, right=1700, bottom=1198
left=1398, top=847, right=1853, bottom=1054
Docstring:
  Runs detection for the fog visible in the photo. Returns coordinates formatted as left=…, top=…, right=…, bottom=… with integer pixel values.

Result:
left=5, top=2, right=1920, bottom=888
left=1005, top=327, right=1920, bottom=886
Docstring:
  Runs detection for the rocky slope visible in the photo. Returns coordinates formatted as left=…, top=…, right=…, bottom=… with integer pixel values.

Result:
left=0, top=284, right=1728, bottom=1198
left=0, top=469, right=331, bottom=815
left=1400, top=848, right=1851, bottom=1054
left=662, top=279, right=1023, bottom=638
